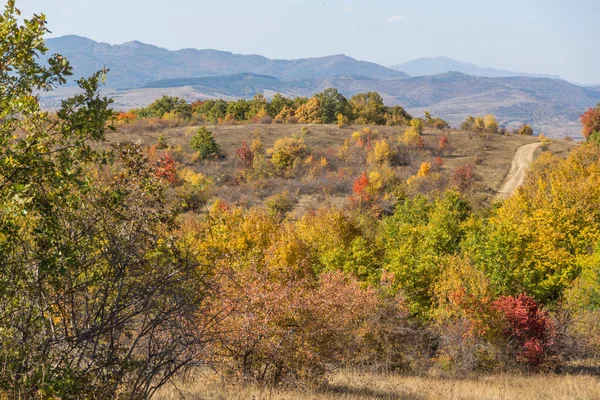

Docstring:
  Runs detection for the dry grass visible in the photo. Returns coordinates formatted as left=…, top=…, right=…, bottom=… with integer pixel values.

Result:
left=108, top=123, right=577, bottom=213
left=108, top=123, right=575, bottom=194
left=156, top=370, right=600, bottom=400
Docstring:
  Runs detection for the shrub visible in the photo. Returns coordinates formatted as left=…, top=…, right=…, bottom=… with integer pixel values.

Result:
left=439, top=136, right=449, bottom=151
left=209, top=268, right=378, bottom=385
left=352, top=172, right=370, bottom=203
left=400, top=120, right=422, bottom=146
left=337, top=112, right=350, bottom=128
left=372, top=139, right=392, bottom=164
left=483, top=115, right=498, bottom=133
left=235, top=141, right=254, bottom=169
left=451, top=163, right=476, bottom=191
left=116, top=112, right=137, bottom=124
left=157, top=133, right=168, bottom=149
left=176, top=168, right=213, bottom=211
left=265, top=190, right=296, bottom=217
left=269, top=137, right=309, bottom=170
left=492, top=294, right=555, bottom=367
left=154, top=153, right=177, bottom=184
left=190, top=126, right=220, bottom=160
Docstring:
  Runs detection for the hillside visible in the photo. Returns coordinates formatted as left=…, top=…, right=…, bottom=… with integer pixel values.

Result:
left=391, top=56, right=561, bottom=79
left=45, top=35, right=408, bottom=88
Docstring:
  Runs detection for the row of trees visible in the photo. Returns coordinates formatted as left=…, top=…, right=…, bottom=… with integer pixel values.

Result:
left=125, top=90, right=417, bottom=127
left=461, top=114, right=534, bottom=136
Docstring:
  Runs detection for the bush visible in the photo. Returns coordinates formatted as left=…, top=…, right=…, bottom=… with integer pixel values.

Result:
left=269, top=136, right=309, bottom=171
left=157, top=133, right=168, bottom=149
left=519, top=124, right=534, bottom=136
left=372, top=139, right=392, bottom=164
left=492, top=294, right=556, bottom=367
left=209, top=268, right=379, bottom=385
left=265, top=190, right=296, bottom=217
left=190, top=126, right=220, bottom=160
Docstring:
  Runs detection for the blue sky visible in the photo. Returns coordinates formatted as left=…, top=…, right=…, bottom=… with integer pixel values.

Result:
left=18, top=0, right=600, bottom=84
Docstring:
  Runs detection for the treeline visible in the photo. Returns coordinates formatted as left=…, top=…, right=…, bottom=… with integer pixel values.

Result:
left=119, top=90, right=437, bottom=127
left=461, top=114, right=535, bottom=136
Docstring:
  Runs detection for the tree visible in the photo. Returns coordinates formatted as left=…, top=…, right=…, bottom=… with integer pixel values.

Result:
left=268, top=93, right=294, bottom=117
left=0, top=2, right=212, bottom=397
left=519, top=124, right=534, bottom=136
left=191, top=126, right=220, bottom=159
left=137, top=95, right=192, bottom=119
left=247, top=93, right=269, bottom=120
left=385, top=106, right=412, bottom=126
left=581, top=104, right=600, bottom=139
left=296, top=97, right=323, bottom=124
left=350, top=92, right=386, bottom=125
left=483, top=115, right=498, bottom=133
left=195, top=99, right=228, bottom=122
left=226, top=99, right=250, bottom=121
left=315, top=88, right=351, bottom=124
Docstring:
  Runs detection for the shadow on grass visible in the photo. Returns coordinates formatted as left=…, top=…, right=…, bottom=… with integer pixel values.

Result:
left=318, top=384, right=425, bottom=400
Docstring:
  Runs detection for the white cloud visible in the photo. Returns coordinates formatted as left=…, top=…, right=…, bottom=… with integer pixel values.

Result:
left=386, top=15, right=415, bottom=24
left=344, top=6, right=354, bottom=12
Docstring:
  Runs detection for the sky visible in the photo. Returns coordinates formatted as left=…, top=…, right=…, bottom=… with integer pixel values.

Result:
left=18, top=0, right=600, bottom=84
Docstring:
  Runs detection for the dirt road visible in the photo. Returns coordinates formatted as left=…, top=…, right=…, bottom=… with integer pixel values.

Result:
left=496, top=142, right=541, bottom=198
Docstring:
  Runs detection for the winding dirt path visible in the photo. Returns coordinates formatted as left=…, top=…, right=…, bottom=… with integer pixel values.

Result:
left=496, top=142, right=541, bottom=198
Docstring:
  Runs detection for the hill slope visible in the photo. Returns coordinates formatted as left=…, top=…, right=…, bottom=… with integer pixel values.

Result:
left=391, top=56, right=561, bottom=79
left=45, top=35, right=408, bottom=88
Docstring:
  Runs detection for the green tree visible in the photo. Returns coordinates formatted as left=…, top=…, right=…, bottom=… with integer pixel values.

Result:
left=195, top=99, right=228, bottom=121
left=191, top=126, right=220, bottom=159
left=350, top=92, right=386, bottom=125
left=268, top=93, right=294, bottom=117
left=137, top=95, right=192, bottom=119
left=0, top=3, right=211, bottom=397
left=315, top=88, right=351, bottom=124
left=381, top=192, right=472, bottom=317
left=226, top=99, right=250, bottom=120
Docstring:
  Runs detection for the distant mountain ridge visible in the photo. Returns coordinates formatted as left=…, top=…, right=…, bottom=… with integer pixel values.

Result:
left=45, top=35, right=408, bottom=88
left=391, top=56, right=561, bottom=80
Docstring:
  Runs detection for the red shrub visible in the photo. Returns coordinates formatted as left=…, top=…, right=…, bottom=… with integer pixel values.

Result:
left=451, top=163, right=476, bottom=191
left=492, top=293, right=555, bottom=366
left=235, top=141, right=254, bottom=169
left=351, top=172, right=370, bottom=204
left=434, top=156, right=443, bottom=168
left=154, top=153, right=177, bottom=184
left=439, top=135, right=449, bottom=151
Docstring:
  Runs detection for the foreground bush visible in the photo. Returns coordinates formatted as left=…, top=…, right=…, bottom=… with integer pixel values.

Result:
left=209, top=268, right=379, bottom=385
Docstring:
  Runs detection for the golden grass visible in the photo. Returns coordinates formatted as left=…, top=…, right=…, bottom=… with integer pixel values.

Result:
left=156, top=370, right=600, bottom=400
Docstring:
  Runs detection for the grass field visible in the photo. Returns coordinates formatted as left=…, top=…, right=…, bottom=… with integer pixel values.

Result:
left=110, top=123, right=576, bottom=202
left=156, top=370, right=600, bottom=400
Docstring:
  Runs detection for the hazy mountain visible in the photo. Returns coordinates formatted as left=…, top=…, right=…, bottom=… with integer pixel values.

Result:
left=391, top=56, right=561, bottom=80
left=45, top=35, right=408, bottom=88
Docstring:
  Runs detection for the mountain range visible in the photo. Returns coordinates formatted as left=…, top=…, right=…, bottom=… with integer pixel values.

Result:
left=42, top=35, right=597, bottom=138
left=391, top=56, right=561, bottom=79
left=45, top=35, right=407, bottom=88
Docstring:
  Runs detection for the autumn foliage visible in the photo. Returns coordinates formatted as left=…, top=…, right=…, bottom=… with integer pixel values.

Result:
left=581, top=105, right=600, bottom=139
left=492, top=294, right=555, bottom=366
